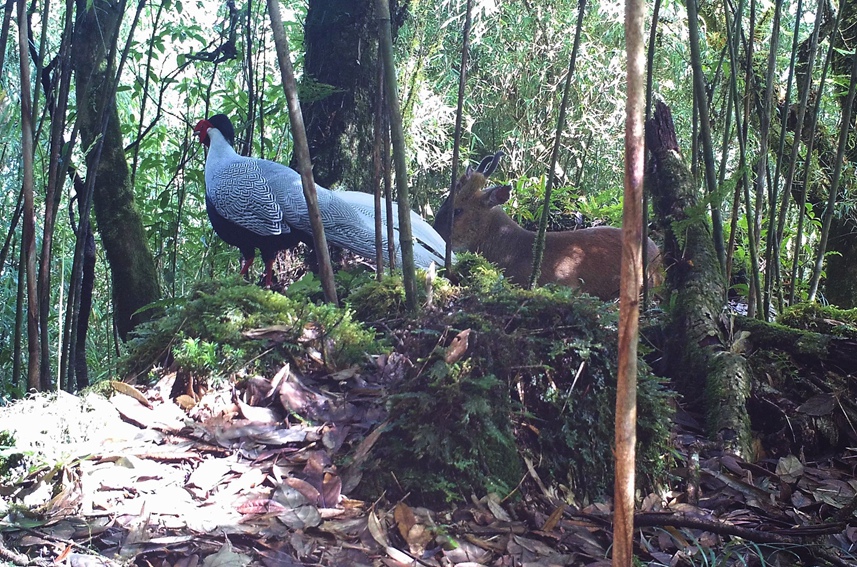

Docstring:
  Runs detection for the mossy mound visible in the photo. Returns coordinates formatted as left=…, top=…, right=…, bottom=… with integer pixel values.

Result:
left=356, top=256, right=674, bottom=505
left=122, top=277, right=383, bottom=381
left=777, top=303, right=857, bottom=338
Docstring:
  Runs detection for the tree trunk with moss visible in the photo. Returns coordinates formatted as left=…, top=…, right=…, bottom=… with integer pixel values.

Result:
left=646, top=101, right=753, bottom=458
left=72, top=0, right=160, bottom=340
left=825, top=0, right=857, bottom=308
left=300, top=0, right=378, bottom=189
left=301, top=0, right=404, bottom=190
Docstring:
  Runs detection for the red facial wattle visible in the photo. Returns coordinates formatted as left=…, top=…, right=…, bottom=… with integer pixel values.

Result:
left=193, top=119, right=212, bottom=146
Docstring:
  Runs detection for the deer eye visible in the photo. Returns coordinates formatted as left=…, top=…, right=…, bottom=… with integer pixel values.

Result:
left=453, top=208, right=463, bottom=217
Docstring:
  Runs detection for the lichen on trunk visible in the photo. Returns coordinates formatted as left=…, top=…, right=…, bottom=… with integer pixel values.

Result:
left=72, top=0, right=160, bottom=340
left=646, top=101, right=753, bottom=457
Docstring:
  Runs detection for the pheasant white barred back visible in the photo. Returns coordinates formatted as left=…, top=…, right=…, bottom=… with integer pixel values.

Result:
left=195, top=114, right=448, bottom=285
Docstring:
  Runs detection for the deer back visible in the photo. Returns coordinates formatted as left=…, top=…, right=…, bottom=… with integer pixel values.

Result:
left=434, top=154, right=662, bottom=300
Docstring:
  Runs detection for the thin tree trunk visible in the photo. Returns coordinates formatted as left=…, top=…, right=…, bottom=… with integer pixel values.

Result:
left=741, top=0, right=763, bottom=316
left=789, top=9, right=835, bottom=304
left=724, top=0, right=763, bottom=317
left=775, top=0, right=823, bottom=305
left=765, top=0, right=804, bottom=315
left=383, top=108, right=396, bottom=272
left=244, top=0, right=255, bottom=156
left=0, top=0, right=14, bottom=76
left=530, top=0, right=586, bottom=289
left=754, top=0, right=783, bottom=319
left=376, top=0, right=417, bottom=310
left=808, top=49, right=857, bottom=300
left=373, top=57, right=385, bottom=278
left=614, top=0, right=644, bottom=562
left=444, top=0, right=472, bottom=273
left=686, top=0, right=727, bottom=276
left=0, top=182, right=24, bottom=282
left=37, top=0, right=75, bottom=389
left=130, top=0, right=165, bottom=188
left=19, top=0, right=41, bottom=391
left=723, top=0, right=745, bottom=295
left=13, top=240, right=24, bottom=389
left=642, top=0, right=662, bottom=309
left=267, top=0, right=337, bottom=305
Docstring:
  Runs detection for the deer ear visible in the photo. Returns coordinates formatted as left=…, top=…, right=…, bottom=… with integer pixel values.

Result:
left=485, top=184, right=511, bottom=206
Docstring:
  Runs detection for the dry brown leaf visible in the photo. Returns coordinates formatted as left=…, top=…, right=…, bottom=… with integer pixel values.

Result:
left=445, top=328, right=474, bottom=364
left=541, top=502, right=566, bottom=532
left=110, top=381, right=152, bottom=408
left=394, top=502, right=416, bottom=540
left=367, top=509, right=390, bottom=547
left=235, top=397, right=280, bottom=424
left=797, top=393, right=837, bottom=416
left=286, top=477, right=321, bottom=505
left=328, top=366, right=360, bottom=382
left=320, top=471, right=342, bottom=508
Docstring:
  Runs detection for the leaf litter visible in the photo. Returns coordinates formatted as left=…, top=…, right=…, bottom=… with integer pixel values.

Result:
left=0, top=350, right=856, bottom=565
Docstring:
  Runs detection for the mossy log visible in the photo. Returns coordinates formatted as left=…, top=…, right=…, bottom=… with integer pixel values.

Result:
left=735, top=315, right=857, bottom=370
left=646, top=101, right=754, bottom=458
left=734, top=313, right=857, bottom=457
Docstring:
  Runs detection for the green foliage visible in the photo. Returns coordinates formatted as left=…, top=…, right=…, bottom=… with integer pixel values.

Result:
left=0, top=431, right=25, bottom=485
left=449, top=252, right=511, bottom=295
left=343, top=270, right=457, bottom=321
left=122, top=277, right=384, bottom=381
left=505, top=176, right=623, bottom=229
left=372, top=368, right=521, bottom=504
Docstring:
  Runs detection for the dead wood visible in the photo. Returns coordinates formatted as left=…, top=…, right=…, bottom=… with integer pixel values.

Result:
left=646, top=101, right=755, bottom=458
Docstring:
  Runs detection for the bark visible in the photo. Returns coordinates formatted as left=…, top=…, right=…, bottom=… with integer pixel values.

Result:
left=685, top=0, right=726, bottom=274
left=19, top=0, right=40, bottom=390
left=72, top=0, right=160, bottom=340
left=531, top=0, right=586, bottom=289
left=646, top=101, right=753, bottom=458
left=267, top=0, right=338, bottom=305
left=301, top=0, right=380, bottom=189
left=376, top=0, right=417, bottom=310
left=445, top=0, right=472, bottom=273
left=735, top=314, right=857, bottom=459
left=615, top=0, right=644, bottom=562
left=0, top=0, right=13, bottom=76
left=825, top=0, right=857, bottom=307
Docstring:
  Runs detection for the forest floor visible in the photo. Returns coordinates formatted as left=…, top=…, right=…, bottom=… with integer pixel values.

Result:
left=0, top=358, right=856, bottom=566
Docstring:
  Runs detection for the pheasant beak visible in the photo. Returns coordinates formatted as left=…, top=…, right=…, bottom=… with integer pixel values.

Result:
left=193, top=119, right=212, bottom=146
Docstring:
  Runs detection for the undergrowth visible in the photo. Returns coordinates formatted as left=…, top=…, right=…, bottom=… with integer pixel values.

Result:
left=122, top=277, right=383, bottom=381
left=355, top=254, right=675, bottom=505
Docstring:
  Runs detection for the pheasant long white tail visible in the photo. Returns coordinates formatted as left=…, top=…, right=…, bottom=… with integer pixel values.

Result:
left=202, top=122, right=444, bottom=270
left=335, top=191, right=450, bottom=268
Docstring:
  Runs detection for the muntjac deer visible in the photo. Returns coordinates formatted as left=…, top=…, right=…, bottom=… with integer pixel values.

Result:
left=434, top=154, right=663, bottom=301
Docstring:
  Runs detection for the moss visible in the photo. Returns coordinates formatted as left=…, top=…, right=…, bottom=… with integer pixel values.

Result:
left=122, top=277, right=384, bottom=380
left=343, top=270, right=457, bottom=321
left=356, top=271, right=674, bottom=505
left=778, top=303, right=857, bottom=338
